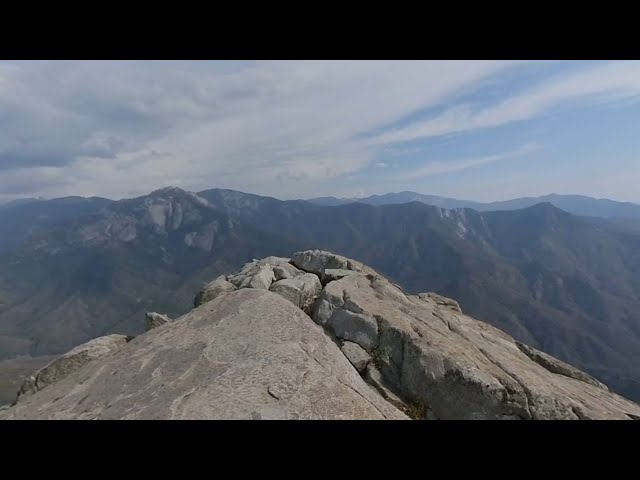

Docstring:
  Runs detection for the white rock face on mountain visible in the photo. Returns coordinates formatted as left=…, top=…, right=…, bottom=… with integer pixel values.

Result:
left=31, top=187, right=220, bottom=253
left=3, top=250, right=640, bottom=420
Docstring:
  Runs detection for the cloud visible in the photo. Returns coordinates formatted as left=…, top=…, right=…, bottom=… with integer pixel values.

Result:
left=395, top=143, right=541, bottom=180
left=0, top=60, right=637, bottom=200
left=0, top=60, right=518, bottom=198
left=366, top=61, right=640, bottom=147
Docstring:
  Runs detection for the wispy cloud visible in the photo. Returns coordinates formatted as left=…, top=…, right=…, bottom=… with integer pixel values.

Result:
left=366, top=61, right=640, bottom=147
left=0, top=60, right=520, bottom=198
left=0, top=60, right=638, bottom=200
left=395, top=143, right=541, bottom=180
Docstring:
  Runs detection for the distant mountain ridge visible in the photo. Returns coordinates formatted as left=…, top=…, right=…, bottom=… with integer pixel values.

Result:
left=306, top=191, right=640, bottom=220
left=0, top=198, right=46, bottom=210
left=0, top=196, right=113, bottom=253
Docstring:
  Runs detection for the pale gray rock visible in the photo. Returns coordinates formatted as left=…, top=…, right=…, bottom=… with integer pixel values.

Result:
left=515, top=341, right=609, bottom=391
left=273, top=264, right=303, bottom=281
left=418, top=292, right=462, bottom=313
left=227, top=257, right=304, bottom=293
left=364, top=365, right=407, bottom=410
left=291, top=249, right=376, bottom=283
left=15, top=334, right=129, bottom=402
left=326, top=308, right=379, bottom=352
left=194, top=276, right=237, bottom=307
left=255, top=256, right=291, bottom=266
left=305, top=253, right=640, bottom=420
left=229, top=263, right=275, bottom=290
left=145, top=312, right=173, bottom=331
left=269, top=273, right=322, bottom=313
left=1, top=289, right=407, bottom=420
left=340, top=341, right=371, bottom=373
left=311, top=288, right=345, bottom=326
left=259, top=257, right=304, bottom=281
left=6, top=250, right=640, bottom=421
left=324, top=269, right=357, bottom=282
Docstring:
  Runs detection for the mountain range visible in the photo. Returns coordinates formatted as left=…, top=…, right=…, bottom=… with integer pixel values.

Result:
left=307, top=192, right=640, bottom=220
left=0, top=187, right=639, bottom=404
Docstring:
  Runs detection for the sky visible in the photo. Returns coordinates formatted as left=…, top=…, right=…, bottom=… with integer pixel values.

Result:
left=1, top=60, right=640, bottom=203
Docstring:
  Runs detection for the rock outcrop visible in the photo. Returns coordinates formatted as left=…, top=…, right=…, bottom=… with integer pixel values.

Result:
left=341, top=341, right=371, bottom=373
left=194, top=276, right=237, bottom=307
left=269, top=274, right=322, bottom=314
left=145, top=312, right=173, bottom=331
left=14, top=334, right=130, bottom=403
left=3, top=250, right=640, bottom=420
left=2, top=289, right=405, bottom=420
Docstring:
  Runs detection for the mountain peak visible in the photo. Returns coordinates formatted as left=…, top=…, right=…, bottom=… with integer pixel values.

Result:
left=3, top=250, right=639, bottom=420
left=143, top=186, right=211, bottom=208
left=149, top=186, right=188, bottom=197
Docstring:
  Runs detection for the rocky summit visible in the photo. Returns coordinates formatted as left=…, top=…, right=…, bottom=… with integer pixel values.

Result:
left=2, top=250, right=640, bottom=420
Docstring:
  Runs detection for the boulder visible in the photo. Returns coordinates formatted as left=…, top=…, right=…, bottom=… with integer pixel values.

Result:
left=194, top=276, right=237, bottom=307
left=15, top=334, right=130, bottom=402
left=268, top=273, right=322, bottom=313
left=291, top=249, right=375, bottom=283
left=324, top=269, right=358, bottom=282
left=228, top=263, right=275, bottom=290
left=273, top=263, right=304, bottom=281
left=145, top=312, right=173, bottom=331
left=326, top=308, right=379, bottom=352
left=340, top=341, right=371, bottom=373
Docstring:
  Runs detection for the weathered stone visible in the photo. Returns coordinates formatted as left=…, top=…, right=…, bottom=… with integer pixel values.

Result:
left=1, top=290, right=407, bottom=420
left=302, top=254, right=640, bottom=420
left=5, top=250, right=640, bottom=421
left=273, top=264, right=303, bottom=281
left=324, top=269, right=357, bottom=282
left=256, top=256, right=292, bottom=267
left=364, top=365, right=407, bottom=410
left=194, top=276, right=236, bottom=307
left=326, top=308, right=379, bottom=352
left=145, top=312, right=173, bottom=331
left=291, top=249, right=375, bottom=283
left=311, top=289, right=345, bottom=326
left=515, top=341, right=609, bottom=391
left=418, top=292, right=462, bottom=313
left=340, top=341, right=371, bottom=373
left=15, top=334, right=129, bottom=402
left=269, top=273, right=322, bottom=313
left=229, top=263, right=275, bottom=290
